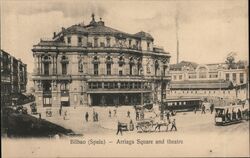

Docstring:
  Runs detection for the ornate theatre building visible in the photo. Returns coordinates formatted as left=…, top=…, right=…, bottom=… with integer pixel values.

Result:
left=32, top=14, right=171, bottom=107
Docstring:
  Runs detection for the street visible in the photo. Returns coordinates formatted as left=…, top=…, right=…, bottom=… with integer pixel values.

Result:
left=3, top=104, right=248, bottom=157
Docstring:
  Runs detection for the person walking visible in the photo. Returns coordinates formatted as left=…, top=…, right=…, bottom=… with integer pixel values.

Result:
left=201, top=104, right=206, bottom=114
left=127, top=110, right=130, bottom=118
left=194, top=107, right=197, bottom=114
left=85, top=112, right=89, bottom=122
left=63, top=110, right=67, bottom=120
left=59, top=107, right=62, bottom=116
left=116, top=121, right=123, bottom=135
left=93, top=111, right=96, bottom=122
left=166, top=112, right=170, bottom=122
left=210, top=104, right=214, bottom=114
left=109, top=109, right=111, bottom=118
left=96, top=112, right=99, bottom=122
left=114, top=109, right=117, bottom=117
left=170, top=119, right=177, bottom=131
left=129, top=120, right=134, bottom=131
left=136, top=111, right=139, bottom=121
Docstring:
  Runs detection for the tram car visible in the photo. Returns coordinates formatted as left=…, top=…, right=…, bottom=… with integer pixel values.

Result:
left=214, top=105, right=246, bottom=126
left=162, top=98, right=202, bottom=112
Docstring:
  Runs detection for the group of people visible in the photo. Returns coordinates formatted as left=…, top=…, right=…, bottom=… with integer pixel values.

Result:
left=154, top=118, right=177, bottom=132
left=197, top=103, right=215, bottom=114
left=109, top=109, right=117, bottom=117
left=135, top=110, right=144, bottom=120
left=116, top=119, right=135, bottom=135
left=84, top=110, right=99, bottom=122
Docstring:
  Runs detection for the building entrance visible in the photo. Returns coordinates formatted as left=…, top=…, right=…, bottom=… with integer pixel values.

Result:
left=91, top=93, right=142, bottom=106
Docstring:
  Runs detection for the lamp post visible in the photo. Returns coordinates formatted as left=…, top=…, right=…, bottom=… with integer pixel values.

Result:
left=160, top=70, right=164, bottom=120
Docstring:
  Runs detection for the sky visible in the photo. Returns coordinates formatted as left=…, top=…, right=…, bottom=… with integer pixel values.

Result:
left=1, top=0, right=248, bottom=73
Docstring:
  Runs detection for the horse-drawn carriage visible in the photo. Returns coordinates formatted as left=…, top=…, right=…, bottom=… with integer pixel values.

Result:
left=134, top=102, right=171, bottom=132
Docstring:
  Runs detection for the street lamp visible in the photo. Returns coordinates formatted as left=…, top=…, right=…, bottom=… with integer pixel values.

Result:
left=160, top=70, right=164, bottom=120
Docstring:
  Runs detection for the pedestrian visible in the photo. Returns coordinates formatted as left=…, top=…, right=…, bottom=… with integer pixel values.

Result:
left=129, top=120, right=134, bottom=131
left=170, top=119, right=177, bottom=131
left=166, top=112, right=170, bottom=121
left=201, top=104, right=206, bottom=114
left=63, top=110, right=67, bottom=120
left=136, top=111, right=139, bottom=120
left=127, top=110, right=130, bottom=118
left=109, top=109, right=111, bottom=118
left=85, top=112, right=89, bottom=122
left=210, top=104, right=214, bottom=114
left=141, top=111, right=144, bottom=120
left=59, top=108, right=62, bottom=116
left=96, top=112, right=99, bottom=122
left=114, top=109, right=117, bottom=117
left=39, top=113, right=41, bottom=119
left=194, top=107, right=197, bottom=114
left=116, top=121, right=123, bottom=135
left=93, top=110, right=96, bottom=122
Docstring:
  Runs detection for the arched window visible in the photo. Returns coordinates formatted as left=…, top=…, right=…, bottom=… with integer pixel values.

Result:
left=137, top=58, right=142, bottom=75
left=43, top=56, right=50, bottom=75
left=198, top=66, right=207, bottom=78
left=107, top=63, right=111, bottom=75
left=78, top=59, right=83, bottom=72
left=44, top=62, right=49, bottom=75
left=61, top=56, right=68, bottom=75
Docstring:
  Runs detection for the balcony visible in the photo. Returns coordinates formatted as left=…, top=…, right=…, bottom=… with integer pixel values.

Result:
left=87, top=88, right=151, bottom=94
left=32, top=74, right=71, bottom=81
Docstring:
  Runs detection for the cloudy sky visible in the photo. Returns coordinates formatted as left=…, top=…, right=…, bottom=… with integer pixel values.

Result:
left=1, top=0, right=248, bottom=73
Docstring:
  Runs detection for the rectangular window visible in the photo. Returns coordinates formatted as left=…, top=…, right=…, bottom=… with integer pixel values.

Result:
left=94, top=38, right=98, bottom=47
left=67, top=37, right=71, bottom=44
left=129, top=40, right=132, bottom=48
left=179, top=75, right=182, bottom=80
left=119, top=70, right=123, bottom=76
left=107, top=64, right=111, bottom=75
left=106, top=38, right=110, bottom=47
left=173, top=75, right=177, bottom=80
left=232, top=73, right=236, bottom=82
left=129, top=64, right=133, bottom=75
left=78, top=37, right=82, bottom=43
left=94, top=64, right=98, bottom=75
left=225, top=73, right=230, bottom=81
left=104, top=82, right=109, bottom=89
left=147, top=42, right=150, bottom=50
left=62, top=63, right=67, bottom=75
left=240, top=73, right=244, bottom=83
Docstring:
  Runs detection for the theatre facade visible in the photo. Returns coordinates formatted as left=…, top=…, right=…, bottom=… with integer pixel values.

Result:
left=32, top=14, right=171, bottom=107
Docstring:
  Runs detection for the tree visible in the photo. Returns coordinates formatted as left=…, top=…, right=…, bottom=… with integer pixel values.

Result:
left=225, top=52, right=237, bottom=69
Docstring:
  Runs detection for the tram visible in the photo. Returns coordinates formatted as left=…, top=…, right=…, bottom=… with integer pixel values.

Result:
left=214, top=104, right=247, bottom=126
left=162, top=98, right=202, bottom=112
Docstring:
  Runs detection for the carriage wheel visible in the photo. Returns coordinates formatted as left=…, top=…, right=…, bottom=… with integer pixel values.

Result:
left=141, top=124, right=152, bottom=132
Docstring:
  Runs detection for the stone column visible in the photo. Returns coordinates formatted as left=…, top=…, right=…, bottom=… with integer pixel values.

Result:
left=40, top=56, right=43, bottom=75
left=33, top=55, right=38, bottom=74
left=37, top=55, right=41, bottom=75
left=88, top=94, right=92, bottom=106
left=141, top=92, right=143, bottom=105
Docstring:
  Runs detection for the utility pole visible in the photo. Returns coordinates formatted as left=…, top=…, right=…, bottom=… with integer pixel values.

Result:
left=175, top=8, right=180, bottom=64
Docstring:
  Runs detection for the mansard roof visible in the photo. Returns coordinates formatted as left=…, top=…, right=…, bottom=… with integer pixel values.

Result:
left=53, top=14, right=154, bottom=40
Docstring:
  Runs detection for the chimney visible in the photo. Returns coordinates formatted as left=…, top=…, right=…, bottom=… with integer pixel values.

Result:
left=53, top=32, right=56, bottom=38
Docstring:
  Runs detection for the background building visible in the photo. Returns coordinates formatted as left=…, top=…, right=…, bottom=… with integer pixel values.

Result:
left=32, top=14, right=171, bottom=107
left=0, top=50, right=28, bottom=107
left=169, top=61, right=248, bottom=100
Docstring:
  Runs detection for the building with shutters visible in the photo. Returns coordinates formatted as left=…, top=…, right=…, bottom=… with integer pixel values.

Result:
left=31, top=14, right=171, bottom=107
